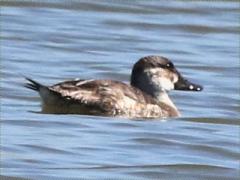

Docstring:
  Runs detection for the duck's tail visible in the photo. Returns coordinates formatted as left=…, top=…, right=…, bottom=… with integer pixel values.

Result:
left=24, top=77, right=44, bottom=91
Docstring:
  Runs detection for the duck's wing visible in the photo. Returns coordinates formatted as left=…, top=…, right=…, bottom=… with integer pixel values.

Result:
left=52, top=79, right=142, bottom=103
left=25, top=78, right=163, bottom=117
left=50, top=79, right=102, bottom=105
left=50, top=79, right=157, bottom=116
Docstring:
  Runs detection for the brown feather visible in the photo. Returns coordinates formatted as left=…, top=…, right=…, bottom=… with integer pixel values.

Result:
left=37, top=79, right=178, bottom=117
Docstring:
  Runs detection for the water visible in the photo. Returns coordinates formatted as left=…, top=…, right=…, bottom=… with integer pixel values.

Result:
left=1, top=0, right=239, bottom=179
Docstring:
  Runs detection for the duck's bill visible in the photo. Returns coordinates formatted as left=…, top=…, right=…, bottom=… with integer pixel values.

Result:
left=174, top=75, right=203, bottom=91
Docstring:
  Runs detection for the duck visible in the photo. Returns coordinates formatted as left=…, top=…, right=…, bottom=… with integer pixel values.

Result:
left=25, top=55, right=203, bottom=118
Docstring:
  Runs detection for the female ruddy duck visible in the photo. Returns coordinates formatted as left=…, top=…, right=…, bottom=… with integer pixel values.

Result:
left=25, top=56, right=203, bottom=118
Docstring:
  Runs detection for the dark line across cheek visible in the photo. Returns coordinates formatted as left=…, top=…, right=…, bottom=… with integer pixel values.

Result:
left=170, top=77, right=175, bottom=82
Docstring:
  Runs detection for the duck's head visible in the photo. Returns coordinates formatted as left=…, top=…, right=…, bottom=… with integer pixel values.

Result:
left=130, top=56, right=203, bottom=97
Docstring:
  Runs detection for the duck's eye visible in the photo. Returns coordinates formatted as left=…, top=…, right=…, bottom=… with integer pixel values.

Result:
left=166, top=62, right=174, bottom=68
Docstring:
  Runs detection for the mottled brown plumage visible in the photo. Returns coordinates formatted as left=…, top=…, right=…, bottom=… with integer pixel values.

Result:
left=25, top=55, right=202, bottom=118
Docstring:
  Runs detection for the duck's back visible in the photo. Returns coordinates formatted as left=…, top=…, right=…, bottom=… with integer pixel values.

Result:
left=26, top=78, right=174, bottom=118
left=50, top=79, right=158, bottom=116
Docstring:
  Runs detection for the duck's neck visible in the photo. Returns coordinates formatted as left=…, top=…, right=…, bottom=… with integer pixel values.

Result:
left=155, top=91, right=180, bottom=116
left=131, top=80, right=180, bottom=116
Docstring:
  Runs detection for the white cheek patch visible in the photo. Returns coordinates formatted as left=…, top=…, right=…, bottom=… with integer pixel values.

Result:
left=144, top=68, right=164, bottom=78
left=144, top=68, right=174, bottom=91
left=157, top=78, right=174, bottom=91
left=145, top=68, right=162, bottom=74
